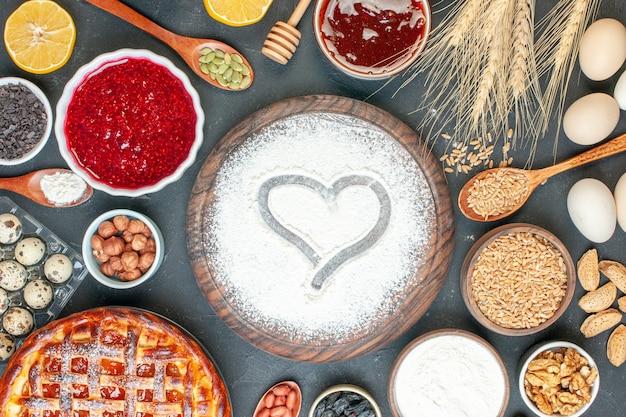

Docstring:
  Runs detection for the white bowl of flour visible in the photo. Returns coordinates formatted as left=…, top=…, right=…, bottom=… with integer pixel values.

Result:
left=388, top=329, right=509, bottom=417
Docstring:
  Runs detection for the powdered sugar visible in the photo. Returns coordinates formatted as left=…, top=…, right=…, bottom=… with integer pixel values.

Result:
left=205, top=113, right=436, bottom=344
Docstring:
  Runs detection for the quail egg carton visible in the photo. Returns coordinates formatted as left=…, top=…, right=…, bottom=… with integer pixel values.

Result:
left=0, top=196, right=88, bottom=372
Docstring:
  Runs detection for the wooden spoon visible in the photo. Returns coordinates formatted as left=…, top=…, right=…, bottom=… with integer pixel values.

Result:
left=85, top=0, right=254, bottom=90
left=458, top=131, right=626, bottom=222
left=253, top=381, right=301, bottom=417
left=0, top=169, right=93, bottom=208
left=262, top=0, right=313, bottom=64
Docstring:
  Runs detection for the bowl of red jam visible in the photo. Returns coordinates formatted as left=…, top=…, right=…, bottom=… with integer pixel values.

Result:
left=55, top=49, right=204, bottom=196
left=313, top=0, right=431, bottom=79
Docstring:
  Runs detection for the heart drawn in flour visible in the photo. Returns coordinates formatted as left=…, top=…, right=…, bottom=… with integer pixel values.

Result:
left=257, top=174, right=391, bottom=290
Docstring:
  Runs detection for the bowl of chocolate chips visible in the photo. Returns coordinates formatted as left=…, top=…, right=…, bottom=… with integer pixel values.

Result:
left=0, top=77, right=52, bottom=165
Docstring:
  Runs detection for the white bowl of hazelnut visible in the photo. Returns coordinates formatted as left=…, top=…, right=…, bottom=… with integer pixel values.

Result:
left=82, top=209, right=164, bottom=289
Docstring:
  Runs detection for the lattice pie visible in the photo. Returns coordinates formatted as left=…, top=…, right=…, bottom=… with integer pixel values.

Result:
left=0, top=307, right=231, bottom=417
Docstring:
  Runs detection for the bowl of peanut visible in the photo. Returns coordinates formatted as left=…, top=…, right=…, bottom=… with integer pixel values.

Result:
left=82, top=209, right=164, bottom=289
left=519, top=341, right=599, bottom=417
left=460, top=223, right=576, bottom=336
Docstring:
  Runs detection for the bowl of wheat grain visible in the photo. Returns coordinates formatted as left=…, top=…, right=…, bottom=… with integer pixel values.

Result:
left=461, top=223, right=575, bottom=336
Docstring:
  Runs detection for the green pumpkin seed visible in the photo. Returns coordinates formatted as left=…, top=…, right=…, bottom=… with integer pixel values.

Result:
left=231, top=54, right=243, bottom=64
left=199, top=47, right=213, bottom=55
left=240, top=64, right=250, bottom=76
left=200, top=63, right=210, bottom=74
left=239, top=75, right=251, bottom=89
left=223, top=67, right=234, bottom=80
left=216, top=73, right=229, bottom=87
left=208, top=63, right=219, bottom=73
left=217, top=63, right=228, bottom=74
left=231, top=71, right=242, bottom=83
left=230, top=61, right=243, bottom=72
left=215, top=49, right=224, bottom=59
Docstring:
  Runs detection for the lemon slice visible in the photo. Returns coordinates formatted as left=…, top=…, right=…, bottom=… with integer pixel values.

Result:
left=4, top=0, right=76, bottom=74
left=204, top=0, right=273, bottom=27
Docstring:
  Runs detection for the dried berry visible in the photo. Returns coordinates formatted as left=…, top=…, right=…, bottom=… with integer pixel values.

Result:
left=312, top=391, right=376, bottom=417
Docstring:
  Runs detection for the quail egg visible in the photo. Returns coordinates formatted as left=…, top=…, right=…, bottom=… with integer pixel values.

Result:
left=0, top=332, right=15, bottom=361
left=0, top=260, right=28, bottom=291
left=44, top=253, right=73, bottom=284
left=2, top=306, right=34, bottom=336
left=0, top=288, right=8, bottom=314
left=0, top=213, right=22, bottom=245
left=14, top=237, right=46, bottom=266
left=23, top=279, right=53, bottom=309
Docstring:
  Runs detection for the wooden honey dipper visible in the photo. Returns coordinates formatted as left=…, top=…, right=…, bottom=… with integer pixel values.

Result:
left=262, top=0, right=313, bottom=64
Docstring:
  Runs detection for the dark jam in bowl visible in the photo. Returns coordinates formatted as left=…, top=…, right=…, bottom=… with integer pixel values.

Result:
left=64, top=57, right=197, bottom=190
left=318, top=0, right=428, bottom=75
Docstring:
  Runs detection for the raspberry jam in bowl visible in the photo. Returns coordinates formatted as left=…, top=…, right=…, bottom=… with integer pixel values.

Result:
left=313, top=0, right=431, bottom=79
left=55, top=49, right=204, bottom=196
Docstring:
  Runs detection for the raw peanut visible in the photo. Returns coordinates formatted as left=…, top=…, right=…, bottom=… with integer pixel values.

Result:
left=264, top=393, right=275, bottom=408
left=257, top=408, right=270, bottom=417
left=273, top=384, right=290, bottom=396
left=286, top=390, right=297, bottom=410
left=270, top=406, right=287, bottom=417
left=283, top=410, right=292, bottom=417
left=274, top=396, right=286, bottom=406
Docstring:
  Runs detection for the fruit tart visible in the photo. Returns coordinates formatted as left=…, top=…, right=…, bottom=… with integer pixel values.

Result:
left=0, top=307, right=231, bottom=417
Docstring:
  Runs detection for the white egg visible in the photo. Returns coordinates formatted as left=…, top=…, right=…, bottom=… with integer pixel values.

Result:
left=614, top=69, right=626, bottom=110
left=563, top=93, right=620, bottom=145
left=567, top=178, right=616, bottom=243
left=613, top=172, right=626, bottom=233
left=579, top=18, right=626, bottom=81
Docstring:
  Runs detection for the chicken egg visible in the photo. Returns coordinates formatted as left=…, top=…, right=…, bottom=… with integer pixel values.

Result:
left=563, top=93, right=620, bottom=145
left=613, top=172, right=626, bottom=233
left=614, top=69, right=626, bottom=110
left=579, top=18, right=626, bottom=81
left=567, top=178, right=616, bottom=243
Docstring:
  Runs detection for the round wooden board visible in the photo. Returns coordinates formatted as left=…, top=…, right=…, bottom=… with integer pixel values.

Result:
left=186, top=95, right=454, bottom=362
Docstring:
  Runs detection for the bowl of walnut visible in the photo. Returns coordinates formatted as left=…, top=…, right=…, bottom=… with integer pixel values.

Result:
left=82, top=209, right=164, bottom=289
left=519, top=341, right=599, bottom=417
left=460, top=223, right=576, bottom=336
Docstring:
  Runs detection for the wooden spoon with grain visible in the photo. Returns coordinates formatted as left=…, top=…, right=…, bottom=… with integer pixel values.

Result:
left=458, top=132, right=626, bottom=222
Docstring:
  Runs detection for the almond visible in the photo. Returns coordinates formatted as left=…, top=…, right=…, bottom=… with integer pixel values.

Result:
left=580, top=308, right=622, bottom=338
left=618, top=295, right=626, bottom=313
left=599, top=260, right=626, bottom=293
left=577, top=249, right=600, bottom=291
left=578, top=281, right=617, bottom=313
left=607, top=324, right=626, bottom=366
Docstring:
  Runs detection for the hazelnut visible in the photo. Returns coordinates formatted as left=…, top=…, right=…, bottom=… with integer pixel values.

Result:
left=121, top=251, right=139, bottom=271
left=131, top=234, right=148, bottom=251
left=141, top=225, right=152, bottom=238
left=108, top=255, right=123, bottom=272
left=97, top=221, right=117, bottom=238
left=140, top=238, right=157, bottom=255
left=103, top=236, right=124, bottom=257
left=91, top=234, right=105, bottom=252
left=94, top=251, right=110, bottom=263
left=138, top=252, right=155, bottom=272
left=99, top=261, right=116, bottom=277
left=121, top=230, right=134, bottom=243
left=113, top=215, right=130, bottom=232
left=118, top=268, right=142, bottom=281
left=127, top=219, right=146, bottom=235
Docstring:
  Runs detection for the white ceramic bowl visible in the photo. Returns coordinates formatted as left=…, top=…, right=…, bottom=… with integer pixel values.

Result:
left=55, top=49, right=204, bottom=197
left=309, top=384, right=382, bottom=417
left=388, top=329, right=509, bottom=417
left=519, top=341, right=599, bottom=417
left=313, top=0, right=431, bottom=79
left=0, top=77, right=52, bottom=165
left=82, top=209, right=164, bottom=289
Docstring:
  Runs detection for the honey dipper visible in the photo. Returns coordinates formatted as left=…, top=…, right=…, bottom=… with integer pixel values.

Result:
left=262, top=0, right=313, bottom=64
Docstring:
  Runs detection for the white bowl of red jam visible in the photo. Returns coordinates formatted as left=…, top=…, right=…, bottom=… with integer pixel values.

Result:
left=313, top=0, right=431, bottom=79
left=55, top=49, right=204, bottom=197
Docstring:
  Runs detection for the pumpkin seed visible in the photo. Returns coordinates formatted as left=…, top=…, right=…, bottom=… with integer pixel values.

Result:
left=198, top=47, right=251, bottom=89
